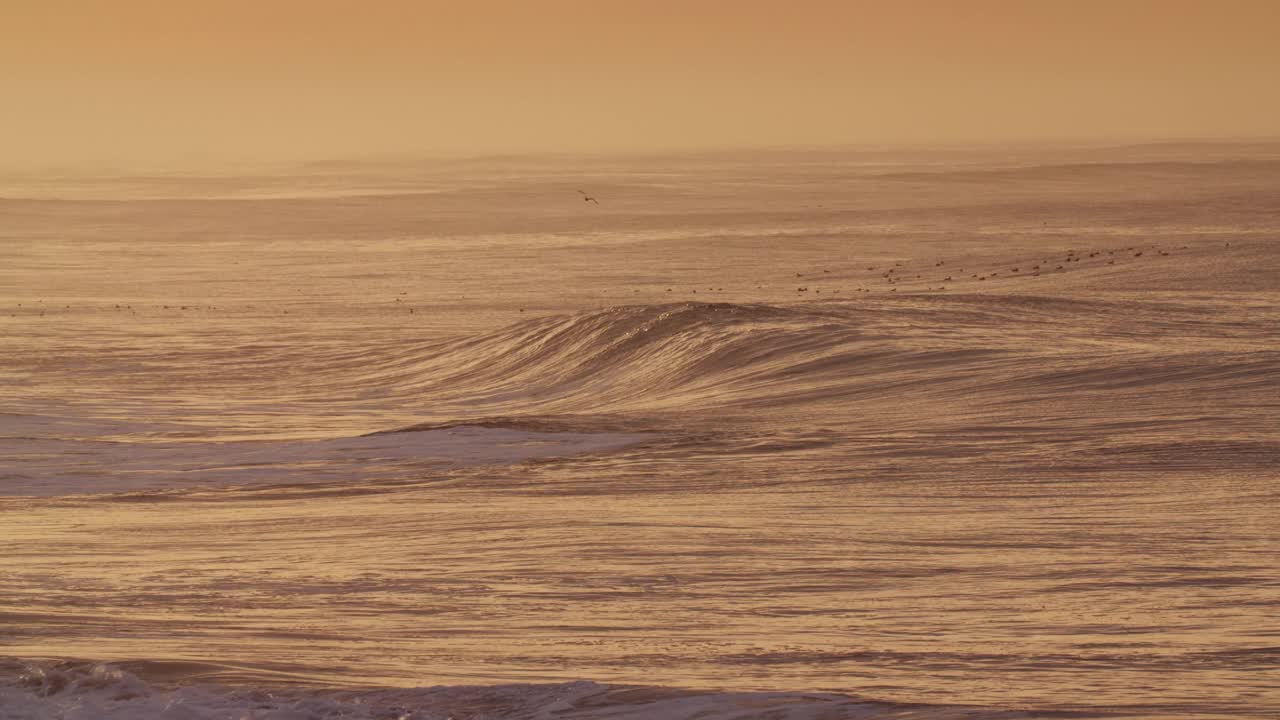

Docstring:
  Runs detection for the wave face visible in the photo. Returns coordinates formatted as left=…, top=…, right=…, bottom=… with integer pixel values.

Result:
left=1, top=147, right=1278, bottom=718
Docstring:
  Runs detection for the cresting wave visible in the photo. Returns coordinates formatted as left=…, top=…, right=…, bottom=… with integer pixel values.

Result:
left=0, top=659, right=1093, bottom=720
left=315, top=295, right=1280, bottom=421
left=5, top=295, right=1277, bottom=497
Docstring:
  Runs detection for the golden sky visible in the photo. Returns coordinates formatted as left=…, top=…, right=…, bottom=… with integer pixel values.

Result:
left=4, top=0, right=1279, bottom=168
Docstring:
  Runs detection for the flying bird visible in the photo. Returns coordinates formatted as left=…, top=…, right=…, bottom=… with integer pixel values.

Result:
left=578, top=190, right=599, bottom=205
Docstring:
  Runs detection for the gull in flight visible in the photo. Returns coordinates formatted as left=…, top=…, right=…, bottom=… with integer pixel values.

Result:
left=578, top=190, right=599, bottom=205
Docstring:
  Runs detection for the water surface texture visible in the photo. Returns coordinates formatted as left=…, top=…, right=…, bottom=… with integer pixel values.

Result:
left=2, top=145, right=1278, bottom=719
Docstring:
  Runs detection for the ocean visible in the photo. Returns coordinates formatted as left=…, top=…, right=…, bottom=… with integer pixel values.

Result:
left=1, top=143, right=1277, bottom=719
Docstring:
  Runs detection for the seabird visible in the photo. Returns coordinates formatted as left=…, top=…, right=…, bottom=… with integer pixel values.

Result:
left=577, top=190, right=599, bottom=205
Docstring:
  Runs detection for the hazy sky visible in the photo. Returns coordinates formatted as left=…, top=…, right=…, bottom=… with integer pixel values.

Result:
left=4, top=0, right=1279, bottom=168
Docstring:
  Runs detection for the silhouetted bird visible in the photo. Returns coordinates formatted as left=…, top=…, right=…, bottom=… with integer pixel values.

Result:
left=577, top=190, right=599, bottom=205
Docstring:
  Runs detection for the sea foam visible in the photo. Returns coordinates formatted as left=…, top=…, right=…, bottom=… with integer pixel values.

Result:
left=0, top=660, right=1038, bottom=720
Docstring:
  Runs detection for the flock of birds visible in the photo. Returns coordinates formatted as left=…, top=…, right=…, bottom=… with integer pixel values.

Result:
left=775, top=243, right=1194, bottom=296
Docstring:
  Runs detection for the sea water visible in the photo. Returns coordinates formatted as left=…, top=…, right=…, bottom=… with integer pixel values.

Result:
left=1, top=144, right=1277, bottom=718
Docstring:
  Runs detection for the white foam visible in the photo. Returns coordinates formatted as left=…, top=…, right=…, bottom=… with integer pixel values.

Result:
left=0, top=662, right=1019, bottom=720
left=0, top=426, right=650, bottom=497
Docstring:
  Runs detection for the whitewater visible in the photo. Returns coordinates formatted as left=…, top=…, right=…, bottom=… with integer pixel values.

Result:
left=1, top=144, right=1277, bottom=719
